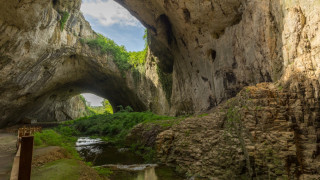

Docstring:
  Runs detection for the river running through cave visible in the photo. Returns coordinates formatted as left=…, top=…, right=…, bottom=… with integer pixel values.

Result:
left=75, top=137, right=184, bottom=180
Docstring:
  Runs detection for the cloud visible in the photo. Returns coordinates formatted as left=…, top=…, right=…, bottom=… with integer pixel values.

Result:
left=81, top=93, right=104, bottom=106
left=81, top=0, right=142, bottom=27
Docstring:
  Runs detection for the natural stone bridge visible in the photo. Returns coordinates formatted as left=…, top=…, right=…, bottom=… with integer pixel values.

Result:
left=1, top=0, right=319, bottom=126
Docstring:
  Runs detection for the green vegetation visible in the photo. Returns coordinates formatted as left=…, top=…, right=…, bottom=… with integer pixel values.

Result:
left=34, top=127, right=80, bottom=159
left=32, top=159, right=80, bottom=180
left=130, top=143, right=156, bottom=163
left=80, top=95, right=113, bottom=115
left=79, top=95, right=95, bottom=116
left=86, top=34, right=131, bottom=71
left=102, top=100, right=113, bottom=114
left=60, top=12, right=70, bottom=31
left=72, top=109, right=174, bottom=144
left=94, top=167, right=113, bottom=177
left=82, top=30, right=148, bottom=75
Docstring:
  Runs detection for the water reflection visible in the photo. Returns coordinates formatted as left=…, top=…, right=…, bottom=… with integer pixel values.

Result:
left=76, top=137, right=185, bottom=180
left=138, top=167, right=158, bottom=180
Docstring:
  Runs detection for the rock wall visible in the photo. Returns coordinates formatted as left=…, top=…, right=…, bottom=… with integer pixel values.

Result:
left=120, top=0, right=320, bottom=115
left=25, top=95, right=89, bottom=123
left=157, top=82, right=320, bottom=179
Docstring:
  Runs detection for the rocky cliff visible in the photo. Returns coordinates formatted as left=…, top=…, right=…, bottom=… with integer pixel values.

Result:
left=0, top=0, right=320, bottom=178
left=120, top=0, right=320, bottom=115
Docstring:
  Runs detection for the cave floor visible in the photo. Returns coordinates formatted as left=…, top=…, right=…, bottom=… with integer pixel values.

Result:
left=0, top=131, right=16, bottom=180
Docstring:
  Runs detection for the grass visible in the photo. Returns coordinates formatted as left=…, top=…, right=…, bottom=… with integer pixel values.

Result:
left=33, top=127, right=80, bottom=159
left=60, top=12, right=70, bottom=31
left=33, top=109, right=177, bottom=166
left=94, top=166, right=113, bottom=177
left=72, top=110, right=174, bottom=144
left=32, top=159, right=80, bottom=180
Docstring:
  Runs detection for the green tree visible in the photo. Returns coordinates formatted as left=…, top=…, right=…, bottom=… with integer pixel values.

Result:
left=103, top=100, right=113, bottom=114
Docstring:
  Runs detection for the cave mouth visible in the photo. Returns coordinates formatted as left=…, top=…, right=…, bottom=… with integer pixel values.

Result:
left=81, top=93, right=114, bottom=114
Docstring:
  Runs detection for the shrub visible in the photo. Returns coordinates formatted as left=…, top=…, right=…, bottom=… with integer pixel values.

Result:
left=83, top=30, right=148, bottom=75
left=86, top=34, right=131, bottom=72
left=33, top=129, right=80, bottom=159
left=72, top=109, right=174, bottom=144
left=94, top=167, right=113, bottom=177
left=60, top=11, right=70, bottom=31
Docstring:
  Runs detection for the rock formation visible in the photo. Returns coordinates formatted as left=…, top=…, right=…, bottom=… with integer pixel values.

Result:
left=0, top=0, right=320, bottom=178
left=0, top=0, right=169, bottom=126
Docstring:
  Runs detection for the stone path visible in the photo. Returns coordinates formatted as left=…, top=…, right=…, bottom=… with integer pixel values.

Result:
left=0, top=130, right=17, bottom=180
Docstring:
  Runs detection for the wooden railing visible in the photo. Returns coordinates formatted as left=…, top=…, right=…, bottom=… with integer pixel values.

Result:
left=10, top=127, right=42, bottom=180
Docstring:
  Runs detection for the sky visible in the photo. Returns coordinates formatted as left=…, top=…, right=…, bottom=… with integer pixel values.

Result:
left=80, top=0, right=146, bottom=106
left=80, top=0, right=146, bottom=52
left=82, top=93, right=104, bottom=106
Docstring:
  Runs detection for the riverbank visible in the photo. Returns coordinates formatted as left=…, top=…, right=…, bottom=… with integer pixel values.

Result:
left=31, top=146, right=106, bottom=180
left=30, top=110, right=184, bottom=180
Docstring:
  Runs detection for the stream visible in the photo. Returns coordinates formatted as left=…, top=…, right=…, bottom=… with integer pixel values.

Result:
left=76, top=137, right=185, bottom=180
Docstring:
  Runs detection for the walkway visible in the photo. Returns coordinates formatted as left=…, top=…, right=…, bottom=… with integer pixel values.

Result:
left=0, top=130, right=17, bottom=180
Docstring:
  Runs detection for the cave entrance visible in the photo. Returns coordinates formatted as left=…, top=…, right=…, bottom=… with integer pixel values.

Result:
left=81, top=93, right=113, bottom=114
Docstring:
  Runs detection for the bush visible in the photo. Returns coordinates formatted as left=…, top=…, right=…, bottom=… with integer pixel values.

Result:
left=72, top=109, right=174, bottom=144
left=86, top=34, right=132, bottom=72
left=83, top=30, right=148, bottom=74
left=34, top=130, right=63, bottom=146
left=34, top=128, right=80, bottom=159
left=60, top=11, right=70, bottom=31
left=94, top=167, right=113, bottom=177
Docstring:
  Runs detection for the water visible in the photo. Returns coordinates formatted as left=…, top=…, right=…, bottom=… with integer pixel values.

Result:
left=76, top=137, right=185, bottom=180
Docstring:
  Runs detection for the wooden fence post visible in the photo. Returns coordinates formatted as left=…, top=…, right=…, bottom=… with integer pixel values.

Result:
left=18, top=136, right=34, bottom=180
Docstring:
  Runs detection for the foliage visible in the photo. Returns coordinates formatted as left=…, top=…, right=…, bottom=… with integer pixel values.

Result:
left=83, top=30, right=148, bottom=75
left=79, top=95, right=96, bottom=116
left=128, top=50, right=147, bottom=67
left=34, top=128, right=80, bottom=159
left=86, top=34, right=131, bottom=72
left=102, top=100, right=113, bottom=114
left=60, top=11, right=70, bottom=31
left=130, top=143, right=156, bottom=163
left=71, top=109, right=174, bottom=144
left=87, top=106, right=106, bottom=114
left=94, top=167, right=113, bottom=177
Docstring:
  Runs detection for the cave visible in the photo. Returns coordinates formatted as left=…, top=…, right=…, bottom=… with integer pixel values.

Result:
left=1, top=0, right=320, bottom=179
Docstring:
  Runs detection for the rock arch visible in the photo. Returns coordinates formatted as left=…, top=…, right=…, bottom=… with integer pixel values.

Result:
left=1, top=0, right=320, bottom=128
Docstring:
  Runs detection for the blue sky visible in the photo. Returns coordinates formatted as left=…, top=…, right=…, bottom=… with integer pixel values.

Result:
left=81, top=0, right=145, bottom=106
left=81, top=0, right=146, bottom=52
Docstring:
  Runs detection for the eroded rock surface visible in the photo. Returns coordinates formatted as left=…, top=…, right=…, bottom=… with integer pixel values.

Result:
left=157, top=82, right=320, bottom=179
left=120, top=0, right=320, bottom=116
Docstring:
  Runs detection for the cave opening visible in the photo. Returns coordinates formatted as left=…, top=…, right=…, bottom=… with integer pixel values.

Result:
left=81, top=93, right=114, bottom=114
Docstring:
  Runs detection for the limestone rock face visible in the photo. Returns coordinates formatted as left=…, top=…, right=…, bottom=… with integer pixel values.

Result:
left=157, top=82, right=320, bottom=179
left=120, top=0, right=320, bottom=115
left=26, top=95, right=89, bottom=123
